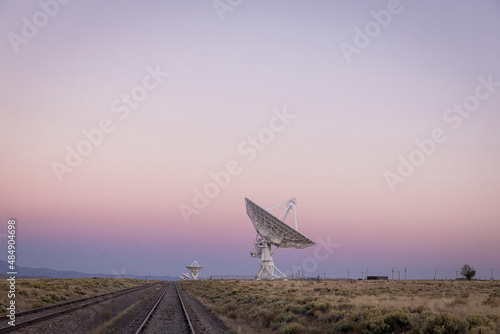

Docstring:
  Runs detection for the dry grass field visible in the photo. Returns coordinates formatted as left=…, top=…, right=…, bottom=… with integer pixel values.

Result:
left=0, top=277, right=152, bottom=315
left=181, top=279, right=500, bottom=334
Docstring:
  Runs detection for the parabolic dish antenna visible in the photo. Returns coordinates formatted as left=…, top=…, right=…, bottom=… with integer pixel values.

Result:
left=185, top=260, right=204, bottom=280
left=245, top=197, right=315, bottom=280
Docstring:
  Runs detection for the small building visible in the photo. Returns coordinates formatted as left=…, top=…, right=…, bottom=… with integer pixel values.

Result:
left=366, top=276, right=388, bottom=280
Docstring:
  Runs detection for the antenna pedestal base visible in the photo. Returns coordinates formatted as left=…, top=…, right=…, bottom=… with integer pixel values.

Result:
left=252, top=236, right=287, bottom=280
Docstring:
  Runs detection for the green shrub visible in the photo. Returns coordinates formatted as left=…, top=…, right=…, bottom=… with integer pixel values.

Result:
left=224, top=302, right=238, bottom=312
left=357, top=306, right=382, bottom=321
left=424, top=313, right=468, bottom=334
left=319, top=310, right=345, bottom=323
left=271, top=321, right=285, bottom=331
left=275, top=311, right=296, bottom=323
left=31, top=301, right=44, bottom=309
left=330, top=319, right=355, bottom=333
left=313, top=302, right=331, bottom=312
left=17, top=289, right=29, bottom=296
left=365, top=311, right=412, bottom=334
left=336, top=303, right=356, bottom=311
left=337, top=297, right=351, bottom=303
left=469, top=326, right=495, bottom=334
left=304, top=301, right=332, bottom=316
left=366, top=319, right=391, bottom=334
left=384, top=311, right=412, bottom=332
left=407, top=305, right=427, bottom=314
left=262, top=309, right=278, bottom=328
left=278, top=322, right=307, bottom=334
left=285, top=303, right=303, bottom=314
left=466, top=314, right=496, bottom=331
left=298, top=296, right=318, bottom=304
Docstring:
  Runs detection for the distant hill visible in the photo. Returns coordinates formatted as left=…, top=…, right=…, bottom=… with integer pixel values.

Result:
left=0, top=260, right=178, bottom=281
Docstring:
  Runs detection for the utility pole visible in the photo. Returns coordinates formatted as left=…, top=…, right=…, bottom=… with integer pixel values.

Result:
left=392, top=268, right=394, bottom=280
left=492, top=269, right=494, bottom=281
left=404, top=268, right=406, bottom=280
left=434, top=269, right=437, bottom=280
left=398, top=271, right=400, bottom=280
left=456, top=271, right=458, bottom=279
left=347, top=268, right=350, bottom=280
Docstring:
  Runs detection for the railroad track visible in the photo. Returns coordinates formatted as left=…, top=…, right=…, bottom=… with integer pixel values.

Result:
left=0, top=283, right=160, bottom=333
left=135, top=283, right=196, bottom=334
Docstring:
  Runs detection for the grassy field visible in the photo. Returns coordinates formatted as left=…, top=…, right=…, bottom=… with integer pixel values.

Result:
left=0, top=277, right=153, bottom=315
left=181, top=279, right=500, bottom=334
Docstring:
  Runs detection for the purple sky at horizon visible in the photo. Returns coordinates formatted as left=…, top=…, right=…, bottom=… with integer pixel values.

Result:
left=1, top=0, right=499, bottom=280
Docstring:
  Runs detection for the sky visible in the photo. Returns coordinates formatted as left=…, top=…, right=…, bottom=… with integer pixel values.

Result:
left=1, top=0, right=499, bottom=280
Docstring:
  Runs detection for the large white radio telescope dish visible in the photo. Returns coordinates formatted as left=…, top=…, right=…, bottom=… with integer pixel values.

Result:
left=245, top=197, right=315, bottom=280
left=185, top=260, right=204, bottom=280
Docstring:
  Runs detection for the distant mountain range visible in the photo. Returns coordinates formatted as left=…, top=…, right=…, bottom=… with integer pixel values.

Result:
left=0, top=260, right=178, bottom=281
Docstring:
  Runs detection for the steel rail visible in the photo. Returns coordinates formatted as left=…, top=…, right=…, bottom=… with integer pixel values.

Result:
left=134, top=284, right=169, bottom=334
left=0, top=283, right=159, bottom=333
left=175, top=283, right=196, bottom=334
left=9, top=284, right=154, bottom=318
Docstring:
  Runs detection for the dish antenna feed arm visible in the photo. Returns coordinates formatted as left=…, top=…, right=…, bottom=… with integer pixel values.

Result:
left=266, top=197, right=298, bottom=230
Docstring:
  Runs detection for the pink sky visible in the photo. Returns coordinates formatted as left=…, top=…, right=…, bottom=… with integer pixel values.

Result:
left=1, top=0, right=499, bottom=279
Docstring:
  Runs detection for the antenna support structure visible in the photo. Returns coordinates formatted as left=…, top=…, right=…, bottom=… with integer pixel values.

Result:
left=251, top=235, right=287, bottom=280
left=180, top=260, right=204, bottom=280
left=247, top=197, right=314, bottom=281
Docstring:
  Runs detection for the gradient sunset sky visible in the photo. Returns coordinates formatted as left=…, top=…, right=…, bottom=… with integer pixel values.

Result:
left=1, top=0, right=499, bottom=280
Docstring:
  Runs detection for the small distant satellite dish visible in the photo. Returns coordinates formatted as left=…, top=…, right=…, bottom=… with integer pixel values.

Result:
left=185, top=260, right=204, bottom=280
left=246, top=197, right=315, bottom=280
